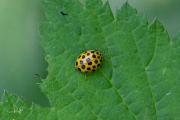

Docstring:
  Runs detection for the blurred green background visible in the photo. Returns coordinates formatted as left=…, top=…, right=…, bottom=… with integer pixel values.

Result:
left=0, top=0, right=180, bottom=107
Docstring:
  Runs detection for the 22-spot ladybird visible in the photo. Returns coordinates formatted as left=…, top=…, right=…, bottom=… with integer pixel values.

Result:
left=75, top=50, right=103, bottom=77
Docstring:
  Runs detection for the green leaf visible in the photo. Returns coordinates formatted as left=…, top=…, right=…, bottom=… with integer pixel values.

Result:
left=1, top=0, right=180, bottom=119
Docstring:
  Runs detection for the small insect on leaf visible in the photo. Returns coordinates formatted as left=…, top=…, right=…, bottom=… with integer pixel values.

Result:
left=75, top=50, right=103, bottom=74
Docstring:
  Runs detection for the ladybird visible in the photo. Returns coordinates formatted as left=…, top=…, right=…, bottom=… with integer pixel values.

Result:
left=75, top=50, right=103, bottom=73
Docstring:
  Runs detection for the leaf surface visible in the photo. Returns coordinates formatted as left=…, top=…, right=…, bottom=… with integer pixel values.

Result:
left=1, top=0, right=180, bottom=120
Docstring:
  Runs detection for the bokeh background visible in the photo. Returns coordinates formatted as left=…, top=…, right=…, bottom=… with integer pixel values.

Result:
left=0, top=0, right=180, bottom=107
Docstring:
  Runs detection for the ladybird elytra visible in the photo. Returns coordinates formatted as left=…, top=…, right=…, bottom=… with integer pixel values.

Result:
left=75, top=50, right=103, bottom=73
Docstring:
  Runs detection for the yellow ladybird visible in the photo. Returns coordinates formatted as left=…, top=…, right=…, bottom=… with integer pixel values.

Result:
left=75, top=50, right=103, bottom=73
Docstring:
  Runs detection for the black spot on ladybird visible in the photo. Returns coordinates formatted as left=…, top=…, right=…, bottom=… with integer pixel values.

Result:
left=82, top=55, right=85, bottom=59
left=82, top=65, right=85, bottom=69
left=87, top=67, right=91, bottom=70
left=78, top=68, right=81, bottom=71
left=93, top=66, right=96, bottom=68
left=91, top=51, right=95, bottom=53
left=80, top=60, right=84, bottom=65
left=88, top=62, right=92, bottom=65
left=92, top=55, right=96, bottom=58
left=95, top=60, right=98, bottom=64
left=76, top=62, right=78, bottom=66
left=86, top=57, right=90, bottom=62
left=97, top=64, right=100, bottom=67
left=87, top=53, right=90, bottom=56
